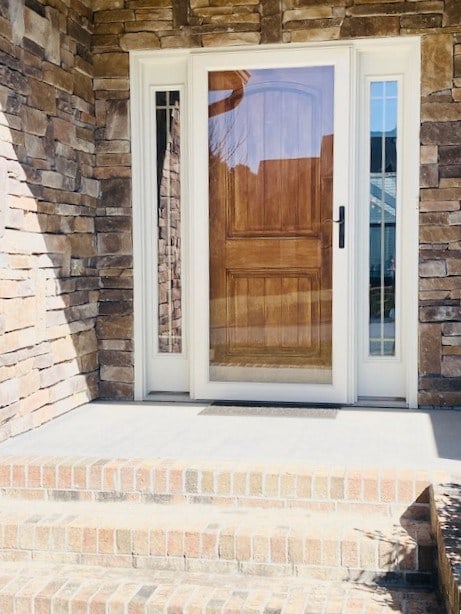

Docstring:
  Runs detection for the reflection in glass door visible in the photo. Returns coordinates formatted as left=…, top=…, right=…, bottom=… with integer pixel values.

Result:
left=208, top=67, right=334, bottom=385
left=369, top=81, right=398, bottom=357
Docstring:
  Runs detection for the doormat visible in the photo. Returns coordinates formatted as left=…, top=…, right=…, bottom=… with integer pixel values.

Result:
left=200, top=402, right=340, bottom=419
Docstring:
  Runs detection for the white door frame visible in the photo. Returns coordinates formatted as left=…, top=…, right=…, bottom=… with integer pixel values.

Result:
left=130, top=38, right=420, bottom=406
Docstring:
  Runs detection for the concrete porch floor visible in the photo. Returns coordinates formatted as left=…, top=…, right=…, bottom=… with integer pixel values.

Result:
left=0, top=401, right=459, bottom=474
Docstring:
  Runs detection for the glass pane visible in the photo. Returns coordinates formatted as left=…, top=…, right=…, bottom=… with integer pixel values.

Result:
left=156, top=90, right=182, bottom=354
left=208, top=67, right=334, bottom=384
left=369, top=80, right=397, bottom=356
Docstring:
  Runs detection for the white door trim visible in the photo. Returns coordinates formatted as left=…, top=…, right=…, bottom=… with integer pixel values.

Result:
left=355, top=40, right=420, bottom=407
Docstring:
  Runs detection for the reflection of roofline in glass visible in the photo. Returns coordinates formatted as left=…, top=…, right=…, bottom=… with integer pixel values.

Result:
left=370, top=173, right=396, bottom=222
left=370, top=129, right=397, bottom=138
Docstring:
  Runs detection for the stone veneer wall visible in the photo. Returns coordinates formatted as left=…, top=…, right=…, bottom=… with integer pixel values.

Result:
left=94, top=0, right=461, bottom=407
left=0, top=0, right=98, bottom=441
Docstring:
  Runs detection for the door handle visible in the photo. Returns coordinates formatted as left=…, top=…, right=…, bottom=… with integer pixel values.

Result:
left=333, top=206, right=345, bottom=249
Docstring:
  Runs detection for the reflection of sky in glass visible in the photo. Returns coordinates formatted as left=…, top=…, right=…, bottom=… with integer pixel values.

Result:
left=209, top=67, right=334, bottom=174
left=370, top=80, right=397, bottom=134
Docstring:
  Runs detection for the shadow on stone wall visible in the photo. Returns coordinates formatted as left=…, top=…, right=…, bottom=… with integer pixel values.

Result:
left=0, top=0, right=99, bottom=441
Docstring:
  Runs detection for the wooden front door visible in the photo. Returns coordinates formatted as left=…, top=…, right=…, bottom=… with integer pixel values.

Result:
left=209, top=67, right=334, bottom=385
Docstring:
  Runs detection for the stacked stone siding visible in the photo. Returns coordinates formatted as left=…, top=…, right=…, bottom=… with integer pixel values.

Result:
left=94, top=0, right=461, bottom=406
left=0, top=0, right=98, bottom=441
left=0, top=0, right=460, bottom=427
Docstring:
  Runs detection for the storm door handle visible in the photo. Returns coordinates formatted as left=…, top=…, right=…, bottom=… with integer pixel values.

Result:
left=333, top=206, right=345, bottom=249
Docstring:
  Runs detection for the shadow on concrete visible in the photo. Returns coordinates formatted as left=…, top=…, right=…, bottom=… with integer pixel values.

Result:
left=428, top=410, right=461, bottom=462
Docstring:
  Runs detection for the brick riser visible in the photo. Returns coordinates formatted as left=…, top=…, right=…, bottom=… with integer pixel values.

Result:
left=0, top=456, right=438, bottom=519
left=0, top=519, right=435, bottom=584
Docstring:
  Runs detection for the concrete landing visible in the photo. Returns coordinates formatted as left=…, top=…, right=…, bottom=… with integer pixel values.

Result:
left=0, top=401, right=459, bottom=473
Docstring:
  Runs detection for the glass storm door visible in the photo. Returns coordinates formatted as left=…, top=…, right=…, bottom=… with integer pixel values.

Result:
left=190, top=50, right=350, bottom=403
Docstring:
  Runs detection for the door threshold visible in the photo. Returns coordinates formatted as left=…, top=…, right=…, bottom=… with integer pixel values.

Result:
left=145, top=393, right=409, bottom=410
left=355, top=397, right=408, bottom=409
left=145, top=392, right=199, bottom=404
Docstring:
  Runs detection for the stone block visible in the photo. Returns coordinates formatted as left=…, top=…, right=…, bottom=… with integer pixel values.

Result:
left=45, top=6, right=61, bottom=65
left=422, top=102, right=461, bottom=123
left=94, top=53, right=129, bottom=78
left=444, top=0, right=461, bottom=26
left=99, top=381, right=133, bottom=399
left=419, top=390, right=461, bottom=406
left=50, top=337, right=78, bottom=364
left=447, top=259, right=461, bottom=275
left=21, top=106, right=48, bottom=136
left=160, top=33, right=202, bottom=48
left=50, top=117, right=76, bottom=147
left=40, top=361, right=80, bottom=389
left=18, top=369, right=40, bottom=399
left=419, top=260, right=446, bottom=277
left=28, top=78, right=56, bottom=114
left=99, top=350, right=132, bottom=367
left=443, top=322, right=461, bottom=336
left=74, top=72, right=94, bottom=104
left=102, top=99, right=129, bottom=141
left=261, top=14, right=282, bottom=44
left=421, top=34, right=453, bottom=96
left=448, top=211, right=461, bottom=225
left=421, top=122, right=461, bottom=147
left=95, top=217, right=131, bottom=234
left=420, top=200, right=460, bottom=212
left=420, top=226, right=461, bottom=243
left=69, top=234, right=97, bottom=258
left=98, top=300, right=132, bottom=316
left=340, top=16, right=400, bottom=38
left=43, top=65, right=74, bottom=93
left=440, top=165, right=461, bottom=180
left=0, top=379, right=20, bottom=408
left=439, top=146, right=461, bottom=166
left=420, top=145, right=438, bottom=164
left=97, top=232, right=132, bottom=256
left=95, top=9, right=135, bottom=23
left=401, top=14, right=442, bottom=30
left=442, top=335, right=461, bottom=346
left=3, top=297, right=37, bottom=333
left=78, top=352, right=98, bottom=373
left=120, top=32, right=160, bottom=51
left=419, top=323, right=441, bottom=376
left=23, top=6, right=49, bottom=50
left=442, top=356, right=461, bottom=377
left=201, top=32, right=260, bottom=46
left=420, top=164, right=439, bottom=188
left=420, top=306, right=461, bottom=322
left=73, top=329, right=98, bottom=356
left=100, top=365, right=134, bottom=382
left=100, top=177, right=131, bottom=208
left=94, top=0, right=124, bottom=10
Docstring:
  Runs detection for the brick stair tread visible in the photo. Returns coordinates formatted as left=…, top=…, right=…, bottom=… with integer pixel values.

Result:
left=0, top=560, right=443, bottom=613
left=0, top=495, right=432, bottom=541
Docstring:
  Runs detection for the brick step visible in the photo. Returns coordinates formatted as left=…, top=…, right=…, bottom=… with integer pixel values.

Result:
left=0, top=455, right=437, bottom=518
left=0, top=497, right=435, bottom=586
left=0, top=561, right=443, bottom=613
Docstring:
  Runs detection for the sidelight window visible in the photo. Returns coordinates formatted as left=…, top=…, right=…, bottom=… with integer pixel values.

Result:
left=368, top=80, right=398, bottom=357
left=155, top=90, right=182, bottom=354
